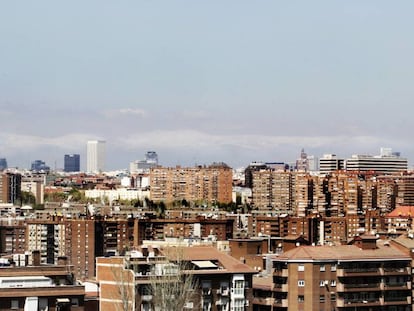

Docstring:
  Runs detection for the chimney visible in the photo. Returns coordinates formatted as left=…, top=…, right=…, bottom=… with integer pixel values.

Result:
left=352, top=235, right=378, bottom=250
left=32, top=250, right=41, bottom=266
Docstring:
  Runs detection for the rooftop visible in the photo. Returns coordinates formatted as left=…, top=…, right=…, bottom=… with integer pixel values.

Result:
left=274, top=240, right=410, bottom=262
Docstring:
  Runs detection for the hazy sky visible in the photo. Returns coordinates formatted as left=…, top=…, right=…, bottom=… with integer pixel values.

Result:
left=1, top=1, right=414, bottom=170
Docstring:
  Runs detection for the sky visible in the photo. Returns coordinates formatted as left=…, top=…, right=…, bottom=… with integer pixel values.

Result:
left=1, top=1, right=414, bottom=171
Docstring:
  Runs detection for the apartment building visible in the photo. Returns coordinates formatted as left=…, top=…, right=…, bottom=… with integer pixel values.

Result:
left=0, top=172, right=21, bottom=204
left=135, top=217, right=234, bottom=245
left=251, top=170, right=294, bottom=213
left=150, top=163, right=233, bottom=204
left=26, top=216, right=138, bottom=281
left=270, top=235, right=411, bottom=311
left=251, top=170, right=414, bottom=218
left=97, top=245, right=255, bottom=311
left=0, top=252, right=85, bottom=311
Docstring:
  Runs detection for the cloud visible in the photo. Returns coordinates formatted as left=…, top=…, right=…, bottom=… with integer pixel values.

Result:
left=0, top=132, right=94, bottom=153
left=102, top=108, right=148, bottom=118
left=116, top=130, right=396, bottom=153
left=179, top=110, right=211, bottom=120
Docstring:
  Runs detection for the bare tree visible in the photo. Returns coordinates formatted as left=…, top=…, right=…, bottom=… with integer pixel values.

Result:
left=110, top=258, right=136, bottom=311
left=150, top=247, right=198, bottom=311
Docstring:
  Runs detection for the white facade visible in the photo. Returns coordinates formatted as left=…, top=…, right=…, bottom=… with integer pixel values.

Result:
left=86, top=140, right=106, bottom=173
left=84, top=188, right=150, bottom=202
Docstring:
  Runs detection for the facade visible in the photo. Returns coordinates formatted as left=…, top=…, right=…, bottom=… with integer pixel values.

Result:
left=150, top=163, right=233, bottom=204
left=130, top=151, right=159, bottom=173
left=25, top=217, right=137, bottom=281
left=269, top=236, right=412, bottom=311
left=64, top=154, right=80, bottom=172
left=135, top=217, right=234, bottom=246
left=250, top=170, right=414, bottom=218
left=0, top=253, right=85, bottom=311
left=31, top=160, right=50, bottom=173
left=97, top=245, right=255, bottom=311
left=0, top=158, right=7, bottom=171
left=86, top=140, right=105, bottom=173
left=21, top=175, right=45, bottom=205
left=0, top=217, right=26, bottom=255
left=345, top=154, right=408, bottom=174
left=319, top=154, right=345, bottom=175
left=251, top=170, right=294, bottom=213
left=0, top=172, right=21, bottom=204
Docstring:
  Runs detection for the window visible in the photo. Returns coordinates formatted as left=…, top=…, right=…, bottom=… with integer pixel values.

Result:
left=330, top=280, right=336, bottom=287
left=330, top=294, right=336, bottom=301
left=320, top=265, right=325, bottom=272
left=320, top=295, right=325, bottom=302
left=298, top=295, right=304, bottom=302
left=298, top=264, right=305, bottom=271
left=331, top=264, right=337, bottom=271
left=298, top=280, right=305, bottom=287
left=320, top=280, right=326, bottom=287
left=11, top=300, right=18, bottom=310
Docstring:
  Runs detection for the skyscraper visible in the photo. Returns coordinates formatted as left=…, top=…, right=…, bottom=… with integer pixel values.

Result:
left=64, top=154, right=80, bottom=172
left=0, top=158, right=7, bottom=171
left=86, top=140, right=105, bottom=173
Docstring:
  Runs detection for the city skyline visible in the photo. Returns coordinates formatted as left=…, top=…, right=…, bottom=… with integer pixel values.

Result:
left=1, top=1, right=414, bottom=170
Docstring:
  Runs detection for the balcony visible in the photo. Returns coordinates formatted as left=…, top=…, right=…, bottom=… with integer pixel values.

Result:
left=337, top=283, right=380, bottom=292
left=273, top=298, right=288, bottom=308
left=382, top=281, right=411, bottom=291
left=380, top=267, right=410, bottom=276
left=273, top=283, right=288, bottom=292
left=273, top=269, right=288, bottom=278
left=0, top=285, right=84, bottom=298
left=252, top=297, right=274, bottom=306
left=380, top=296, right=411, bottom=305
left=336, top=297, right=380, bottom=308
left=216, top=288, right=229, bottom=296
left=336, top=267, right=379, bottom=277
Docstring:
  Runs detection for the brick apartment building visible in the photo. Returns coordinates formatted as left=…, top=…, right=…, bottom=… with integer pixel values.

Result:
left=0, top=172, right=21, bottom=204
left=97, top=245, right=255, bottom=311
left=266, top=235, right=412, bottom=311
left=251, top=170, right=414, bottom=217
left=150, top=163, right=233, bottom=204
left=0, top=252, right=86, bottom=311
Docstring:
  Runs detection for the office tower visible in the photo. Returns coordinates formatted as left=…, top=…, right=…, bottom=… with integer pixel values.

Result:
left=86, top=140, right=105, bottom=173
left=130, top=151, right=159, bottom=173
left=345, top=148, right=407, bottom=174
left=30, top=160, right=50, bottom=172
left=64, top=154, right=80, bottom=172
left=0, top=158, right=7, bottom=171
left=319, top=154, right=344, bottom=174
left=145, top=151, right=158, bottom=164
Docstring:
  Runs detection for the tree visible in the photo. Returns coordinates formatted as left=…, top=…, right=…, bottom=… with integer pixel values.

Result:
left=150, top=247, right=198, bottom=311
left=110, top=257, right=136, bottom=311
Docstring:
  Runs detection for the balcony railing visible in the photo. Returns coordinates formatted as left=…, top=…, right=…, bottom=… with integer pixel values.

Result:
left=252, top=297, right=274, bottom=306
left=380, top=267, right=410, bottom=275
left=273, top=298, right=288, bottom=308
left=337, top=283, right=380, bottom=292
left=336, top=267, right=379, bottom=277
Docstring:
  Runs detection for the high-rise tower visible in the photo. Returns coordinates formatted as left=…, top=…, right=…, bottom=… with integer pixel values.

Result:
left=86, top=140, right=106, bottom=173
left=64, top=154, right=80, bottom=172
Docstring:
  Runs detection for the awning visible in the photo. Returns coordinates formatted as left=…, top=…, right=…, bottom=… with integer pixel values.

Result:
left=191, top=260, right=217, bottom=269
